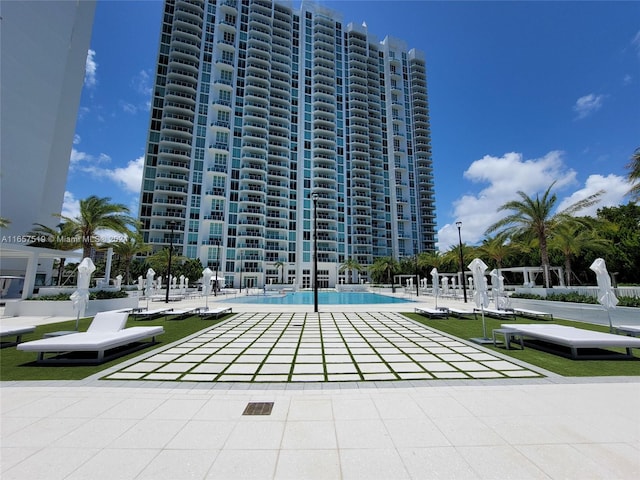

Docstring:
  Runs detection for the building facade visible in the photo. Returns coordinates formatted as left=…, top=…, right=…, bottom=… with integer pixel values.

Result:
left=139, top=0, right=436, bottom=289
left=0, top=0, right=96, bottom=287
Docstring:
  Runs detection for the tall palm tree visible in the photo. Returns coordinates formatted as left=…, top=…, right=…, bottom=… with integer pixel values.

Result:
left=548, top=223, right=610, bottom=286
left=626, top=147, right=640, bottom=201
left=56, top=195, right=136, bottom=259
left=272, top=261, right=285, bottom=284
left=369, top=256, right=398, bottom=284
left=485, top=183, right=603, bottom=288
left=102, top=231, right=151, bottom=284
left=339, top=257, right=363, bottom=284
left=27, top=221, right=81, bottom=285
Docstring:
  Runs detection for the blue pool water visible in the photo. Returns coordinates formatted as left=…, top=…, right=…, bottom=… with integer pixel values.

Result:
left=228, top=291, right=412, bottom=305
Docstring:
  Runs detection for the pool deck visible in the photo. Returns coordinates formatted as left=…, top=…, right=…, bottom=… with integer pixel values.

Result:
left=2, top=293, right=639, bottom=479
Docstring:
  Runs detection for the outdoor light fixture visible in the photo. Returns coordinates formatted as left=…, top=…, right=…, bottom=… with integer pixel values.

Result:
left=312, top=192, right=319, bottom=313
left=456, top=221, right=468, bottom=303
left=414, top=241, right=419, bottom=297
left=214, top=239, right=220, bottom=297
left=165, top=221, right=176, bottom=304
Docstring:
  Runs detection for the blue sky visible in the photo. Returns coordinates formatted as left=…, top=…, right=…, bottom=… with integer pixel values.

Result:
left=68, top=0, right=640, bottom=251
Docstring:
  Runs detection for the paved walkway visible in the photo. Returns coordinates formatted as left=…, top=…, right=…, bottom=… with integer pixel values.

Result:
left=2, top=294, right=640, bottom=479
left=104, top=312, right=541, bottom=383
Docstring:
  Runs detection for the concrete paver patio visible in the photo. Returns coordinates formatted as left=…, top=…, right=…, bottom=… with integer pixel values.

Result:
left=105, top=312, right=541, bottom=383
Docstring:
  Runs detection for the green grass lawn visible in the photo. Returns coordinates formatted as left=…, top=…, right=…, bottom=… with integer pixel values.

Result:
left=405, top=312, right=640, bottom=377
left=0, top=314, right=229, bottom=381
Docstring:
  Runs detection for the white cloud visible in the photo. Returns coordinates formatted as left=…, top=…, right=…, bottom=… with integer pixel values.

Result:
left=623, top=74, right=633, bottom=85
left=436, top=151, right=579, bottom=251
left=61, top=191, right=80, bottom=218
left=69, top=148, right=111, bottom=167
left=132, top=70, right=152, bottom=97
left=120, top=101, right=138, bottom=114
left=632, top=30, right=640, bottom=57
left=104, top=156, right=144, bottom=193
left=84, top=49, right=97, bottom=88
left=556, top=174, right=630, bottom=216
left=73, top=134, right=81, bottom=145
left=573, top=93, right=605, bottom=119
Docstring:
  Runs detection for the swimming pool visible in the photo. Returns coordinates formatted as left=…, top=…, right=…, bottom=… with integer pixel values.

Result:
left=227, top=291, right=413, bottom=305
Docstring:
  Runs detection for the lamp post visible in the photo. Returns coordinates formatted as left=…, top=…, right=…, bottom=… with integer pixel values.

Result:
left=165, top=221, right=176, bottom=304
left=312, top=192, right=319, bottom=313
left=414, top=241, right=419, bottom=297
left=456, top=221, right=467, bottom=303
left=214, top=239, right=220, bottom=296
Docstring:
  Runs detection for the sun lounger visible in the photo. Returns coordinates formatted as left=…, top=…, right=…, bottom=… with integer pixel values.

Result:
left=475, top=308, right=516, bottom=320
left=502, top=323, right=640, bottom=359
left=17, top=311, right=163, bottom=363
left=199, top=306, right=233, bottom=319
left=151, top=294, right=184, bottom=302
left=448, top=308, right=475, bottom=319
left=166, top=308, right=200, bottom=320
left=131, top=308, right=173, bottom=321
left=0, top=325, right=36, bottom=346
left=414, top=307, right=449, bottom=319
left=513, top=308, right=553, bottom=321
left=613, top=325, right=640, bottom=337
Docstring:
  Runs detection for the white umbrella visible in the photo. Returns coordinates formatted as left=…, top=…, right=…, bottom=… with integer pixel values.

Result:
left=589, top=258, right=618, bottom=331
left=179, top=275, right=186, bottom=294
left=431, top=268, right=439, bottom=309
left=468, top=258, right=490, bottom=343
left=70, top=257, right=96, bottom=330
left=137, top=275, right=144, bottom=293
left=145, top=268, right=156, bottom=309
left=202, top=267, right=213, bottom=310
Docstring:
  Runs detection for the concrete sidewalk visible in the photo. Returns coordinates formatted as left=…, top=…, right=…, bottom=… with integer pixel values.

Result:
left=2, top=379, right=639, bottom=479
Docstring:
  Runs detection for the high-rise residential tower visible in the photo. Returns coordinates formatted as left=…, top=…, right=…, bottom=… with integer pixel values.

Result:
left=139, top=0, right=436, bottom=289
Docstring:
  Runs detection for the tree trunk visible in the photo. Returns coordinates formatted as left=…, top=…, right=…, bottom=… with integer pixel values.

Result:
left=539, top=234, right=551, bottom=288
left=57, top=258, right=66, bottom=286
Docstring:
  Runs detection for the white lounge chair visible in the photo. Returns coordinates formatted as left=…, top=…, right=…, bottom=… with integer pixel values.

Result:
left=414, top=307, right=449, bottom=319
left=613, top=325, right=640, bottom=337
left=131, top=308, right=173, bottom=321
left=199, top=306, right=233, bottom=319
left=502, top=323, right=640, bottom=359
left=513, top=308, right=553, bottom=321
left=475, top=308, right=516, bottom=320
left=166, top=308, right=200, bottom=320
left=0, top=325, right=36, bottom=346
left=17, top=311, right=163, bottom=363
left=448, top=308, right=475, bottom=319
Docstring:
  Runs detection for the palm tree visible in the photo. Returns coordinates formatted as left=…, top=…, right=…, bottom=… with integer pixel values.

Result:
left=272, top=261, right=285, bottom=284
left=145, top=247, right=188, bottom=279
left=26, top=221, right=81, bottom=285
left=339, top=257, right=363, bottom=284
left=102, top=232, right=151, bottom=284
left=476, top=232, right=517, bottom=270
left=485, top=183, right=603, bottom=288
left=56, top=195, right=136, bottom=259
left=626, top=147, right=640, bottom=201
left=548, top=223, right=610, bottom=286
left=418, top=251, right=446, bottom=271
left=0, top=217, right=10, bottom=228
left=369, top=256, right=398, bottom=284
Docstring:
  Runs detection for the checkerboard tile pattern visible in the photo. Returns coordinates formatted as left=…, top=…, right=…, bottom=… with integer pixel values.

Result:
left=105, top=312, right=540, bottom=382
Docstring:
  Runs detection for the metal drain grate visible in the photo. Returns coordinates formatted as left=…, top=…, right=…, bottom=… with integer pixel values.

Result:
left=242, top=402, right=274, bottom=416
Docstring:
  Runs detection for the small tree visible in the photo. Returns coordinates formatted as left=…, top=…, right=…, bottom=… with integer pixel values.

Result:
left=339, top=258, right=364, bottom=284
left=272, top=261, right=285, bottom=283
left=27, top=222, right=81, bottom=285
left=56, top=195, right=137, bottom=259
